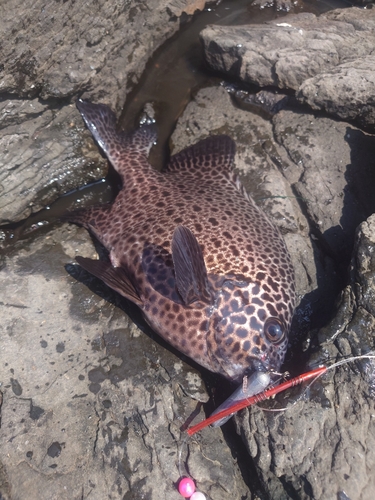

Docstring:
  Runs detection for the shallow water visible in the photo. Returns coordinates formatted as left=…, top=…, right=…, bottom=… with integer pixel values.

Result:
left=0, top=0, right=350, bottom=245
left=120, top=0, right=349, bottom=167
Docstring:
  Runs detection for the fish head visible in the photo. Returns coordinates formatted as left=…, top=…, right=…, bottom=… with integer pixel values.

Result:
left=170, top=226, right=293, bottom=383
left=207, top=277, right=290, bottom=383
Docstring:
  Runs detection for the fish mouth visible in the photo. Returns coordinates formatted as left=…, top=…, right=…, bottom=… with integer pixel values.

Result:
left=244, top=357, right=269, bottom=376
left=228, top=356, right=270, bottom=384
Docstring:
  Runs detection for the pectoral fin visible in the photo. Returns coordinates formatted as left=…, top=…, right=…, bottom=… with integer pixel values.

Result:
left=171, top=226, right=212, bottom=305
left=76, top=256, right=143, bottom=306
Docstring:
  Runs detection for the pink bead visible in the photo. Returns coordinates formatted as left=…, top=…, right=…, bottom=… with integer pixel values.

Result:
left=178, top=477, right=195, bottom=498
left=190, top=493, right=206, bottom=500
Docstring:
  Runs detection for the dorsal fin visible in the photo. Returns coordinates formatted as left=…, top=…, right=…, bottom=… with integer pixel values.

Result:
left=166, top=135, right=235, bottom=174
left=171, top=226, right=212, bottom=305
left=76, top=256, right=143, bottom=306
left=76, top=99, right=156, bottom=175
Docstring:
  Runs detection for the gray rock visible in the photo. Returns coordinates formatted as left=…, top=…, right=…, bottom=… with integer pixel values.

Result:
left=0, top=0, right=205, bottom=224
left=0, top=0, right=205, bottom=105
left=0, top=101, right=107, bottom=224
left=236, top=215, right=375, bottom=500
left=201, top=11, right=364, bottom=89
left=272, top=109, right=375, bottom=261
left=0, top=224, right=251, bottom=499
left=297, top=54, right=375, bottom=128
left=171, top=85, right=375, bottom=499
left=351, top=214, right=375, bottom=320
left=201, top=7, right=375, bottom=127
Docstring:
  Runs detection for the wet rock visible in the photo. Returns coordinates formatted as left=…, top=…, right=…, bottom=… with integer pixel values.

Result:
left=1, top=0, right=205, bottom=104
left=351, top=214, right=375, bottom=320
left=0, top=101, right=107, bottom=224
left=0, top=0, right=205, bottom=224
left=0, top=224, right=250, bottom=499
left=201, top=7, right=375, bottom=127
left=221, top=83, right=291, bottom=116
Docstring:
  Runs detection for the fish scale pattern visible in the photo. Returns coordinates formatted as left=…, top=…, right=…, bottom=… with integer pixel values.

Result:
left=71, top=99, right=296, bottom=382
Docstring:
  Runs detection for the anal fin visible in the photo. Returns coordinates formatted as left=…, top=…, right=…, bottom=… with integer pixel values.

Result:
left=63, top=204, right=110, bottom=230
left=76, top=256, right=143, bottom=306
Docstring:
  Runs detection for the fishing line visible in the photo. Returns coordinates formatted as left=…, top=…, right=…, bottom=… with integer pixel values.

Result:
left=177, top=433, right=191, bottom=478
left=261, top=354, right=375, bottom=413
left=255, top=195, right=309, bottom=203
left=176, top=433, right=207, bottom=499
left=186, top=353, right=375, bottom=435
left=326, top=353, right=375, bottom=371
left=174, top=354, right=375, bottom=498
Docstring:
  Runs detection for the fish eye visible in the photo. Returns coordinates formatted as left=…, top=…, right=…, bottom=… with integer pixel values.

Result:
left=264, top=318, right=284, bottom=344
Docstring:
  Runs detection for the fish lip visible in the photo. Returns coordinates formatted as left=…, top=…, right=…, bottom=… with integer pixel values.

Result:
left=228, top=357, right=270, bottom=384
left=237, top=355, right=285, bottom=384
left=243, top=357, right=270, bottom=377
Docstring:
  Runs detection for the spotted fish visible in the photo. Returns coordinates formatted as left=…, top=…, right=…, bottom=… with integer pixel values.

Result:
left=71, top=99, right=296, bottom=383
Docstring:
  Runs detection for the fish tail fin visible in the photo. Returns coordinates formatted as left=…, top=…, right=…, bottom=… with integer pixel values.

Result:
left=76, top=99, right=157, bottom=173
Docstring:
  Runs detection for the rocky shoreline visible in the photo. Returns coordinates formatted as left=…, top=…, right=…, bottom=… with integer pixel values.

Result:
left=1, top=2, right=375, bottom=499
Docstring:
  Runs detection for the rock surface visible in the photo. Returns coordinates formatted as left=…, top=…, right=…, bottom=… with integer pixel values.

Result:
left=201, top=7, right=375, bottom=128
left=0, top=224, right=251, bottom=500
left=236, top=215, right=375, bottom=500
left=2, top=2, right=375, bottom=500
left=3, top=72, right=375, bottom=500
left=0, top=0, right=206, bottom=224
left=171, top=85, right=375, bottom=500
left=298, top=54, right=375, bottom=127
